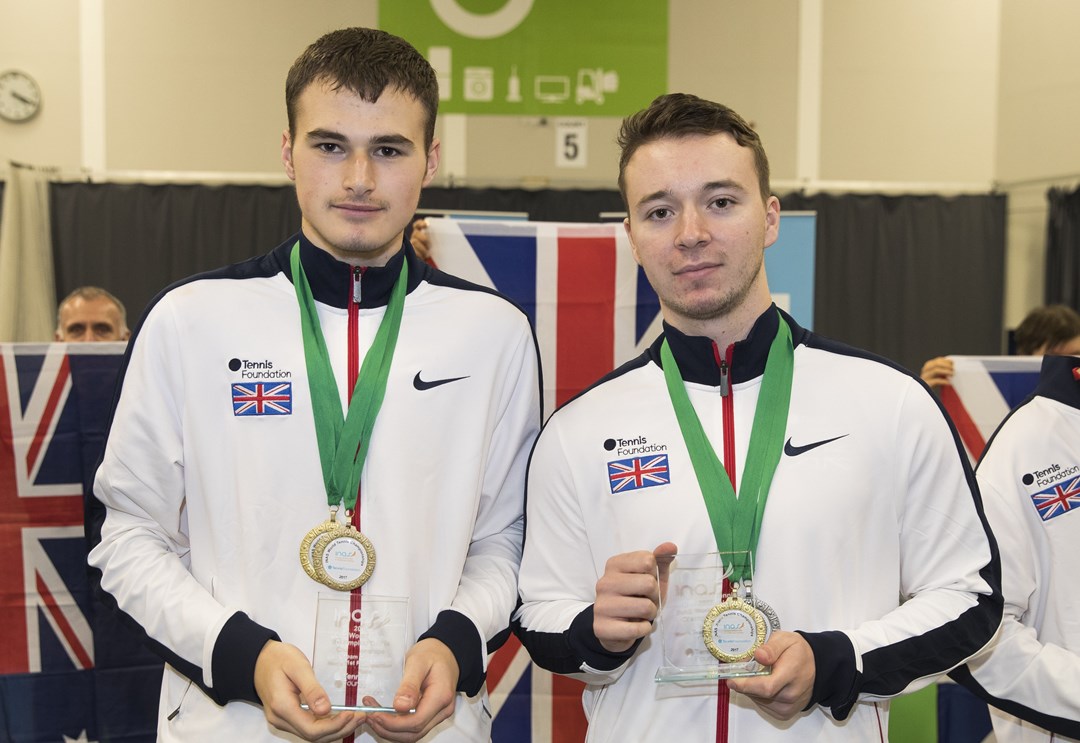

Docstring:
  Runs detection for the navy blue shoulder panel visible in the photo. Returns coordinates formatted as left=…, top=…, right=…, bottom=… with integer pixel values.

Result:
left=422, top=263, right=532, bottom=321
left=801, top=329, right=981, bottom=480
left=800, top=329, right=919, bottom=379
left=950, top=664, right=1080, bottom=738
left=545, top=350, right=654, bottom=422
left=421, top=265, right=545, bottom=419
left=126, top=238, right=289, bottom=349
left=100, top=238, right=291, bottom=430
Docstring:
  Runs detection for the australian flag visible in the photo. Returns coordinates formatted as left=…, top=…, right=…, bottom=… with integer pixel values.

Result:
left=0, top=343, right=159, bottom=743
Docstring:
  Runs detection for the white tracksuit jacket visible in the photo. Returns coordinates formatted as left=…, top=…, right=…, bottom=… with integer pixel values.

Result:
left=516, top=307, right=1002, bottom=742
left=953, top=353, right=1080, bottom=742
left=88, top=234, right=541, bottom=742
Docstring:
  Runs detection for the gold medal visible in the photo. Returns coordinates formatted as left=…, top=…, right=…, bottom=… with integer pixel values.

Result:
left=312, top=526, right=376, bottom=591
left=300, top=509, right=346, bottom=583
left=702, top=595, right=768, bottom=663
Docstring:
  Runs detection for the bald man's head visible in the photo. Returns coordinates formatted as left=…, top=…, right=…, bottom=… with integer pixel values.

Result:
left=55, top=287, right=130, bottom=343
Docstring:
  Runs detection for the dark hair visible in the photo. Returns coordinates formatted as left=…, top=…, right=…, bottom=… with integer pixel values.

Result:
left=617, top=93, right=770, bottom=205
left=1014, top=304, right=1080, bottom=354
left=286, top=27, right=438, bottom=149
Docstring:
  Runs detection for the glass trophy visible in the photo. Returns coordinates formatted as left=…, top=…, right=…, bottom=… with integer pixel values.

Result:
left=312, top=594, right=410, bottom=711
left=654, top=551, right=775, bottom=683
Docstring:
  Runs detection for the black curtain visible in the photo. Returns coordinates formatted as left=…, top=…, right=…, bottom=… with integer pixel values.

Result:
left=421, top=186, right=625, bottom=222
left=781, top=192, right=1006, bottom=374
left=50, top=182, right=1005, bottom=375
left=51, top=183, right=301, bottom=326
left=1045, top=185, right=1080, bottom=306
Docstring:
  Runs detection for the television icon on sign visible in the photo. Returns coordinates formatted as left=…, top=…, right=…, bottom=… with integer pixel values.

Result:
left=535, top=75, right=570, bottom=103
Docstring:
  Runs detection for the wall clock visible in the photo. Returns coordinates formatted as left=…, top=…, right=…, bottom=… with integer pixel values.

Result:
left=0, top=70, right=42, bottom=123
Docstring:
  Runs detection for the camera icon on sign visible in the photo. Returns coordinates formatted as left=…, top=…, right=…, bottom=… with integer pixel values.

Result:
left=463, top=67, right=494, bottom=102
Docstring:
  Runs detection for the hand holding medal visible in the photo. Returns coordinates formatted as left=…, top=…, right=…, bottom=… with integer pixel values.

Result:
left=725, top=631, right=816, bottom=720
left=654, top=312, right=793, bottom=682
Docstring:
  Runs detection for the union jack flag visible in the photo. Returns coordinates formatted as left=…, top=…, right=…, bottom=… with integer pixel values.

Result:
left=1030, top=475, right=1080, bottom=521
left=938, top=356, right=1042, bottom=463
left=232, top=382, right=292, bottom=416
left=607, top=455, right=671, bottom=493
left=486, top=635, right=588, bottom=743
left=428, top=219, right=662, bottom=412
left=0, top=343, right=159, bottom=742
left=430, top=219, right=662, bottom=740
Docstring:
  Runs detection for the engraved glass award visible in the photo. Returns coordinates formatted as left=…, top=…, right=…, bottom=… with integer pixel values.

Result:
left=654, top=551, right=776, bottom=683
left=312, top=594, right=410, bottom=710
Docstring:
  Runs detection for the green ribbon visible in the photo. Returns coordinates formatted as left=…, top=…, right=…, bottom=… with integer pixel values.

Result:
left=660, top=312, right=793, bottom=583
left=290, top=242, right=407, bottom=511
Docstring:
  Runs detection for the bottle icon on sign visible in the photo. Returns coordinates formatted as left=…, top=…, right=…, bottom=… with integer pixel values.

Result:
left=507, top=65, right=522, bottom=103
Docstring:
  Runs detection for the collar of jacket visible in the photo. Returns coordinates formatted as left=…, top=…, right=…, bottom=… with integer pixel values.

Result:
left=1034, top=353, right=1080, bottom=409
left=273, top=231, right=429, bottom=309
left=649, top=305, right=807, bottom=387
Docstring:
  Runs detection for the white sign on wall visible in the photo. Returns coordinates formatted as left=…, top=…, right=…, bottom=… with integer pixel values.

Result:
left=555, top=118, right=587, bottom=168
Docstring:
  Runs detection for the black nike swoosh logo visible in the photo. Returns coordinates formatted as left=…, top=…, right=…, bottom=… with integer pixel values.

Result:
left=413, top=372, right=469, bottom=390
left=784, top=434, right=849, bottom=457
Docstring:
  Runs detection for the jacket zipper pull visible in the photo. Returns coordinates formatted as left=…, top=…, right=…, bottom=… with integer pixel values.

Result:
left=352, top=266, right=362, bottom=304
left=719, top=357, right=730, bottom=397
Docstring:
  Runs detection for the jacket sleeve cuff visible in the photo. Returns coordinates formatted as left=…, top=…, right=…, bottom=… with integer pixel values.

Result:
left=418, top=610, right=485, bottom=696
left=566, top=605, right=640, bottom=671
left=797, top=629, right=860, bottom=720
left=212, top=612, right=280, bottom=705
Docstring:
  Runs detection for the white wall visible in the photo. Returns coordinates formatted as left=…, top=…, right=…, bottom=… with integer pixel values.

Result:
left=996, top=0, right=1080, bottom=327
left=0, top=0, right=82, bottom=170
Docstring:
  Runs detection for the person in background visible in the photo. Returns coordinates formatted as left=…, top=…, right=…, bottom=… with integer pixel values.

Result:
left=409, top=218, right=433, bottom=263
left=950, top=351, right=1080, bottom=742
left=515, top=93, right=1001, bottom=741
left=920, top=304, right=1080, bottom=388
left=55, top=286, right=130, bottom=342
left=88, top=27, right=540, bottom=743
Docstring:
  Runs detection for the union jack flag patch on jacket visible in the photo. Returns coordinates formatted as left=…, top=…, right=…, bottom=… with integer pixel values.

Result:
left=232, top=382, right=292, bottom=416
left=1031, top=475, right=1080, bottom=521
left=608, top=455, right=670, bottom=494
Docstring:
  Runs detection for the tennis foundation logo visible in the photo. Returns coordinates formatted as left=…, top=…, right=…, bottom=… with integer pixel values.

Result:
left=228, top=357, right=295, bottom=416
left=604, top=433, right=671, bottom=494
left=1022, top=462, right=1080, bottom=522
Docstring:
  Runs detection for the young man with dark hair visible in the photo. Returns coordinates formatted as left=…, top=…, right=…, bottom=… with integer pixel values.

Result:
left=1012, top=303, right=1080, bottom=356
left=89, top=27, right=540, bottom=742
left=515, top=93, right=1001, bottom=741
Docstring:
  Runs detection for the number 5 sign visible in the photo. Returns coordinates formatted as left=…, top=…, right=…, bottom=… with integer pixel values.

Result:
left=556, top=118, right=588, bottom=168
